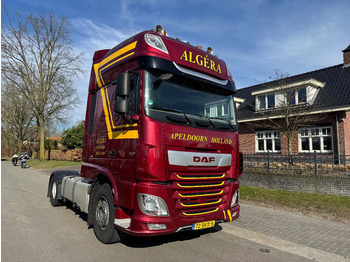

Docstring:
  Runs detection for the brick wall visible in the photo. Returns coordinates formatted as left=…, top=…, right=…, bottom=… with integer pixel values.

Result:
left=45, top=149, right=83, bottom=162
left=240, top=171, right=350, bottom=197
left=280, top=132, right=299, bottom=154
left=238, top=123, right=256, bottom=152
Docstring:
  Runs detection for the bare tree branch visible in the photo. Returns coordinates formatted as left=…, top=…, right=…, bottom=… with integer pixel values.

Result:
left=1, top=8, right=85, bottom=159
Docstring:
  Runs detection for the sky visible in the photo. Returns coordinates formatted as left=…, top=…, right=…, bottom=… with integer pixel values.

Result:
left=2, top=0, right=350, bottom=125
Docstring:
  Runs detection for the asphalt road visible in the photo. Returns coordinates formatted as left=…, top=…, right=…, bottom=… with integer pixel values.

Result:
left=1, top=161, right=313, bottom=262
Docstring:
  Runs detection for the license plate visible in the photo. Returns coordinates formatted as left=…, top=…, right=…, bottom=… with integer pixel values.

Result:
left=192, top=220, right=215, bottom=230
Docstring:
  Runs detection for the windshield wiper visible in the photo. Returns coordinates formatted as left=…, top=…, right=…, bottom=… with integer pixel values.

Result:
left=209, top=117, right=235, bottom=130
left=150, top=106, right=190, bottom=124
left=192, top=113, right=214, bottom=126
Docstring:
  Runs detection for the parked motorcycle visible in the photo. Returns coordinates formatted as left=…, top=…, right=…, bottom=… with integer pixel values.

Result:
left=12, top=157, right=18, bottom=166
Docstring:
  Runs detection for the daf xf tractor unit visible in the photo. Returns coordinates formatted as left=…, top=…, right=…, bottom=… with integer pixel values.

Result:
left=48, top=25, right=243, bottom=243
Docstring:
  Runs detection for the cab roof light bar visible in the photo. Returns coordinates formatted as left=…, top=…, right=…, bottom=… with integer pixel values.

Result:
left=152, top=25, right=214, bottom=55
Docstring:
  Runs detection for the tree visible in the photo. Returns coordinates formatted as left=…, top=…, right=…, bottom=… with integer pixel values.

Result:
left=61, top=121, right=85, bottom=149
left=248, top=69, right=325, bottom=155
left=1, top=79, right=36, bottom=155
left=45, top=138, right=58, bottom=160
left=1, top=9, right=84, bottom=159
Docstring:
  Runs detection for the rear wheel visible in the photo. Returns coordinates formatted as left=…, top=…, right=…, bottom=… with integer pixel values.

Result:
left=92, top=183, right=121, bottom=244
left=49, top=179, right=63, bottom=206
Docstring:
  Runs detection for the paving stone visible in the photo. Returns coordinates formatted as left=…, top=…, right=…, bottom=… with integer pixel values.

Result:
left=235, top=202, right=350, bottom=257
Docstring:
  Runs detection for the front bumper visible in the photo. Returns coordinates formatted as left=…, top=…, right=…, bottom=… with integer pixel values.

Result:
left=116, top=180, right=240, bottom=236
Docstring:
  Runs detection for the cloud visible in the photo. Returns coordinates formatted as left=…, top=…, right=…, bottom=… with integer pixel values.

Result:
left=68, top=18, right=139, bottom=123
left=71, top=18, right=136, bottom=51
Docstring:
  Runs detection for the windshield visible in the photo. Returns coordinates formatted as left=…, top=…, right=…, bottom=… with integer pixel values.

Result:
left=145, top=70, right=236, bottom=126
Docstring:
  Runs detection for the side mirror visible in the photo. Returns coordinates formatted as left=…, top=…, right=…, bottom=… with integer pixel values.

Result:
left=116, top=72, right=130, bottom=96
left=114, top=72, right=130, bottom=114
left=115, top=98, right=129, bottom=114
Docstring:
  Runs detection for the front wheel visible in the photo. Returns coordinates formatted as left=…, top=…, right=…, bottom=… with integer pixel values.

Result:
left=92, top=183, right=121, bottom=244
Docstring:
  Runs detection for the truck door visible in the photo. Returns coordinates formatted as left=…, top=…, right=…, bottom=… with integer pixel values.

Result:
left=107, top=73, right=139, bottom=208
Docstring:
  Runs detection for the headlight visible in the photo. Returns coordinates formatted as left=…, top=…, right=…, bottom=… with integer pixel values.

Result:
left=145, top=34, right=168, bottom=54
left=138, top=193, right=169, bottom=216
left=230, top=189, right=239, bottom=207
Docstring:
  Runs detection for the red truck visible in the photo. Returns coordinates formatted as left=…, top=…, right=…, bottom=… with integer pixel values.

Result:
left=48, top=25, right=243, bottom=244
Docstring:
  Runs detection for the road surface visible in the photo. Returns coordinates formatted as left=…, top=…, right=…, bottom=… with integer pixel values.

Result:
left=2, top=161, right=348, bottom=261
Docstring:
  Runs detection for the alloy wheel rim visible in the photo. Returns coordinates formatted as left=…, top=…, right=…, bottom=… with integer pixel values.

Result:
left=96, top=196, right=109, bottom=230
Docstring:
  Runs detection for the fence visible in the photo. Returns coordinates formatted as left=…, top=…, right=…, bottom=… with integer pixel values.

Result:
left=243, top=152, right=350, bottom=176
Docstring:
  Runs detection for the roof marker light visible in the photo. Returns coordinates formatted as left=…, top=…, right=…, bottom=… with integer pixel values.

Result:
left=207, top=47, right=213, bottom=55
left=156, top=25, right=166, bottom=36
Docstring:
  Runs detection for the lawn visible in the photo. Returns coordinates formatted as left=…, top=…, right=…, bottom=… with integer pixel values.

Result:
left=28, top=159, right=81, bottom=169
left=240, top=185, right=350, bottom=223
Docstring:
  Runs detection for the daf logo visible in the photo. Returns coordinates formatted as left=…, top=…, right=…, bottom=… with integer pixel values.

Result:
left=193, top=156, right=215, bottom=163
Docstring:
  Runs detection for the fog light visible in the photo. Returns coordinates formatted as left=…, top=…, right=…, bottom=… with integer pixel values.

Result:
left=231, top=211, right=237, bottom=217
left=147, top=224, right=167, bottom=230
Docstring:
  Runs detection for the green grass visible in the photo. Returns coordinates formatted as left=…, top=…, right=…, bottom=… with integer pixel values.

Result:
left=28, top=159, right=81, bottom=169
left=240, top=185, right=350, bottom=222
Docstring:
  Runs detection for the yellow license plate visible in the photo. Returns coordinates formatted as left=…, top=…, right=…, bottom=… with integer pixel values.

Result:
left=192, top=220, right=215, bottom=230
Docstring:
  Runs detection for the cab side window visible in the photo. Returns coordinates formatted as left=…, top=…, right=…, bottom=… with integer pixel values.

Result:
left=128, top=74, right=138, bottom=114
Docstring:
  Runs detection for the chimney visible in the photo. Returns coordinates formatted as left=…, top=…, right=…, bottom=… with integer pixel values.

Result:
left=343, top=44, right=350, bottom=67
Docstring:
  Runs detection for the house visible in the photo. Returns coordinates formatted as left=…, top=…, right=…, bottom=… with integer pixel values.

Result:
left=235, top=45, right=350, bottom=156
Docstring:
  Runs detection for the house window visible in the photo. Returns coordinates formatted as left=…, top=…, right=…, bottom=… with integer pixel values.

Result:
left=298, top=87, right=307, bottom=103
left=258, top=95, right=266, bottom=109
left=287, top=87, right=308, bottom=105
left=256, top=131, right=281, bottom=152
left=287, top=90, right=296, bottom=105
left=256, top=87, right=308, bottom=111
left=257, top=93, right=274, bottom=110
left=267, top=94, right=275, bottom=108
left=299, top=127, right=332, bottom=153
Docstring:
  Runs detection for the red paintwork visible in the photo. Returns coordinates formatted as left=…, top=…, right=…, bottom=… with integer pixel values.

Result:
left=81, top=30, right=242, bottom=236
left=95, top=30, right=233, bottom=89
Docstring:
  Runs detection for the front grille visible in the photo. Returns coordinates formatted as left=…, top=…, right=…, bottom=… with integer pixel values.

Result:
left=182, top=207, right=219, bottom=216
left=180, top=198, right=222, bottom=207
left=178, top=190, right=223, bottom=197
left=171, top=172, right=230, bottom=217
left=176, top=174, right=225, bottom=180
left=176, top=181, right=224, bottom=188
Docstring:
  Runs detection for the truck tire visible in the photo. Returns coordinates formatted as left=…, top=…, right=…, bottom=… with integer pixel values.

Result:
left=92, top=183, right=121, bottom=244
left=49, top=179, right=63, bottom=206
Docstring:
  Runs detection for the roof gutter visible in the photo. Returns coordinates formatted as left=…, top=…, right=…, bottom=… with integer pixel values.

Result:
left=237, top=106, right=350, bottom=123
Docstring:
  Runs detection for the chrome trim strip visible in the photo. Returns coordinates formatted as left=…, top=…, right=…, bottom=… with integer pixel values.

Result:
left=168, top=150, right=231, bottom=167
left=173, top=62, right=228, bottom=85
left=175, top=225, right=193, bottom=233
